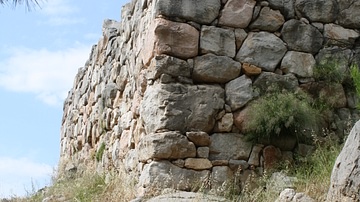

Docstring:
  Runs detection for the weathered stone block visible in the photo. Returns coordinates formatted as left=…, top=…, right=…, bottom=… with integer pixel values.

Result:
left=186, top=132, right=211, bottom=147
left=184, top=158, right=212, bottom=170
left=147, top=55, right=191, bottom=80
left=140, top=83, right=224, bottom=134
left=295, top=0, right=338, bottom=23
left=281, top=51, right=315, bottom=78
left=249, top=7, right=285, bottom=32
left=193, top=54, right=241, bottom=83
left=209, top=133, right=252, bottom=160
left=137, top=131, right=196, bottom=162
left=236, top=32, right=287, bottom=72
left=263, top=145, right=282, bottom=170
left=139, top=161, right=210, bottom=193
left=197, top=147, right=210, bottom=158
left=142, top=18, right=199, bottom=65
left=219, top=0, right=256, bottom=28
left=242, top=63, right=262, bottom=76
left=200, top=26, right=236, bottom=58
left=214, top=113, right=234, bottom=132
left=155, top=0, right=221, bottom=24
left=281, top=19, right=323, bottom=54
left=324, top=24, right=360, bottom=47
left=225, top=75, right=253, bottom=111
left=248, top=144, right=264, bottom=166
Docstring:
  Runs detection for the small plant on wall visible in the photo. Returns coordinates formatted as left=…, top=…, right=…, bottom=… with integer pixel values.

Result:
left=244, top=89, right=319, bottom=143
left=96, top=142, right=106, bottom=162
left=313, top=59, right=346, bottom=84
left=350, top=63, right=360, bottom=109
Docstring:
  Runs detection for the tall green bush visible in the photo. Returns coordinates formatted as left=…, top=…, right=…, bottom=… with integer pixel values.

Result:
left=245, top=90, right=319, bottom=143
left=350, top=63, right=360, bottom=109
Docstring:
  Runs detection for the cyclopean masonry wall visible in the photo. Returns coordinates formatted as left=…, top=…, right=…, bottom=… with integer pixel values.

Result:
left=59, top=0, right=360, bottom=197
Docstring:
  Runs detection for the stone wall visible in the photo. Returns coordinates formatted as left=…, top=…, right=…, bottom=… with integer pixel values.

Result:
left=59, top=0, right=360, bottom=197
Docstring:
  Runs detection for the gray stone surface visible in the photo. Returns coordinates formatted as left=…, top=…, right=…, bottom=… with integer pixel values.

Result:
left=139, top=161, right=210, bottom=193
left=281, top=19, right=323, bottom=54
left=211, top=166, right=235, bottom=191
left=236, top=32, right=287, bottom=72
left=184, top=158, right=212, bottom=170
left=327, top=121, right=360, bottom=202
left=209, top=133, right=252, bottom=160
left=140, top=83, right=224, bottom=133
left=137, top=131, right=196, bottom=162
left=219, top=0, right=256, bottom=28
left=142, top=18, right=199, bottom=64
left=234, top=29, right=248, bottom=50
left=281, top=51, right=315, bottom=78
left=186, top=132, right=211, bottom=147
left=193, top=54, right=241, bottom=83
left=337, top=0, right=360, bottom=29
left=324, top=23, right=360, bottom=47
left=147, top=55, right=191, bottom=80
left=268, top=0, right=295, bottom=19
left=200, top=26, right=236, bottom=58
left=249, top=7, right=285, bottom=32
left=155, top=0, right=221, bottom=24
left=225, top=75, right=254, bottom=111
left=295, top=0, right=338, bottom=23
left=146, top=191, right=229, bottom=202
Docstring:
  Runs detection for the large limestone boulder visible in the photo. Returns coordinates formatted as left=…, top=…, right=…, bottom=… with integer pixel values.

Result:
left=142, top=18, right=199, bottom=65
left=209, top=133, right=252, bottom=160
left=140, top=83, right=224, bottom=134
left=337, top=0, right=360, bottom=29
left=218, top=0, right=256, bottom=28
left=200, top=26, right=236, bottom=58
left=236, top=32, right=287, bottom=72
left=193, top=53, right=241, bottom=83
left=281, top=19, right=323, bottom=54
left=268, top=0, right=295, bottom=19
left=225, top=75, right=254, bottom=111
left=138, top=161, right=210, bottom=193
left=249, top=7, right=285, bottom=32
left=281, top=51, right=315, bottom=78
left=154, top=0, right=221, bottom=24
left=327, top=120, right=360, bottom=202
left=147, top=55, right=191, bottom=80
left=294, top=0, right=338, bottom=23
left=137, top=131, right=196, bottom=162
left=324, top=24, right=360, bottom=47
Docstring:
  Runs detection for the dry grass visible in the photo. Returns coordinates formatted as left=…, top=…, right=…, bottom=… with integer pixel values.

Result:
left=19, top=163, right=137, bottom=202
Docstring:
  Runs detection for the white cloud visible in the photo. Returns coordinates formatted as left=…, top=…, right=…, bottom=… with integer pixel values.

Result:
left=0, top=157, right=53, bottom=198
left=0, top=45, right=91, bottom=106
left=40, top=17, right=85, bottom=26
left=40, top=0, right=77, bottom=16
left=38, top=0, right=84, bottom=26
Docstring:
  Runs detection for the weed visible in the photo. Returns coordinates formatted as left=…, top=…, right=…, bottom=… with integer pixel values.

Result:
left=350, top=63, right=360, bottom=109
left=96, top=142, right=106, bottom=162
left=313, top=59, right=346, bottom=83
left=245, top=89, right=319, bottom=143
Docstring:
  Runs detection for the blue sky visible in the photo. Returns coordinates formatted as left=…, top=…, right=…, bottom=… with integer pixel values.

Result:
left=0, top=0, right=128, bottom=197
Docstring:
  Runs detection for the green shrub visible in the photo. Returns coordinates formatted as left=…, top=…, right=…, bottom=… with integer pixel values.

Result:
left=96, top=142, right=106, bottom=162
left=350, top=63, right=360, bottom=109
left=245, top=90, right=319, bottom=143
left=313, top=60, right=345, bottom=83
